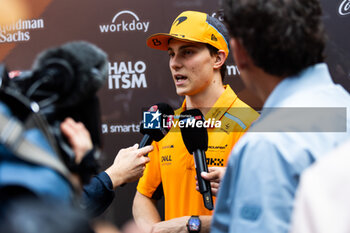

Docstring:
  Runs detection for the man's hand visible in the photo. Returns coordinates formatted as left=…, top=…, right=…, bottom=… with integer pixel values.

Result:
left=60, top=117, right=93, bottom=164
left=196, top=167, right=226, bottom=196
left=151, top=216, right=188, bottom=233
left=105, top=144, right=152, bottom=189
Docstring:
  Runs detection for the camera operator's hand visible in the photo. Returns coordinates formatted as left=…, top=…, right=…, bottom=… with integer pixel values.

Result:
left=195, top=166, right=226, bottom=196
left=60, top=117, right=93, bottom=164
left=105, top=144, right=152, bottom=189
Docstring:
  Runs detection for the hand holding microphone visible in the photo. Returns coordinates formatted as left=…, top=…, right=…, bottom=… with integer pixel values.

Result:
left=180, top=109, right=213, bottom=210
left=139, top=103, right=174, bottom=149
left=118, top=102, right=174, bottom=187
left=105, top=144, right=152, bottom=189
left=196, top=167, right=226, bottom=196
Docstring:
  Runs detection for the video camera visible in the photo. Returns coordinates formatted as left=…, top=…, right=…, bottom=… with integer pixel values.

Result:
left=0, top=41, right=108, bottom=186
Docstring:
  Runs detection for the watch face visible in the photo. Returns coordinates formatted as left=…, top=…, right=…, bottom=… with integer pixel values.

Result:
left=189, top=217, right=200, bottom=231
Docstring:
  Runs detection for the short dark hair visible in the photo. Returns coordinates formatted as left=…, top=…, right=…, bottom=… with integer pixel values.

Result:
left=222, top=0, right=326, bottom=77
left=206, top=43, right=227, bottom=82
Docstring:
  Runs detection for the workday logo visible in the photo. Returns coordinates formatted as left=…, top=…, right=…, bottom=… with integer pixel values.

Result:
left=143, top=110, right=161, bottom=129
left=339, top=0, right=350, bottom=16
left=99, top=10, right=150, bottom=33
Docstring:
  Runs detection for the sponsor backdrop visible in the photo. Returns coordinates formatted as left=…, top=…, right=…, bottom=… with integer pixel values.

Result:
left=1, top=0, right=349, bottom=228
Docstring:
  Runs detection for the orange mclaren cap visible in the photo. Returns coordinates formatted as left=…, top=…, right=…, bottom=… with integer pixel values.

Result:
left=146, top=11, right=230, bottom=58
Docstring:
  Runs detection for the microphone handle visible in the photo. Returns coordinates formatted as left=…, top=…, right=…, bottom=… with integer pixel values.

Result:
left=139, top=134, right=153, bottom=149
left=193, top=149, right=213, bottom=210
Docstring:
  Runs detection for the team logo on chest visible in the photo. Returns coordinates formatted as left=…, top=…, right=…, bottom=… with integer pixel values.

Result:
left=206, top=158, right=225, bottom=166
left=161, top=155, right=172, bottom=162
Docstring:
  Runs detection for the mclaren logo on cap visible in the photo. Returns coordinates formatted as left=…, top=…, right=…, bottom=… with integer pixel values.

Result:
left=152, top=38, right=162, bottom=46
left=174, top=16, right=187, bottom=26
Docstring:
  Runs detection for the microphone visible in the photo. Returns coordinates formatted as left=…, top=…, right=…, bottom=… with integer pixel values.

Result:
left=1, top=41, right=108, bottom=183
left=30, top=40, right=108, bottom=109
left=8, top=41, right=109, bottom=147
left=139, top=103, right=174, bottom=149
left=119, top=103, right=174, bottom=187
left=179, top=109, right=213, bottom=210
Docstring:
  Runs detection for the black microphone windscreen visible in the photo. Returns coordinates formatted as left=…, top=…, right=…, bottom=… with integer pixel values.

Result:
left=140, top=103, right=174, bottom=142
left=180, top=109, right=208, bottom=153
left=29, top=41, right=108, bottom=148
left=31, top=41, right=108, bottom=107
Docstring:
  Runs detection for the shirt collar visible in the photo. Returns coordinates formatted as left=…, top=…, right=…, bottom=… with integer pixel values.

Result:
left=177, top=85, right=238, bottom=121
left=263, top=63, right=333, bottom=109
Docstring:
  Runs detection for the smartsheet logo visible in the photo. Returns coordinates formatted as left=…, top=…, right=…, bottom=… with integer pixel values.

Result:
left=101, top=123, right=140, bottom=134
left=99, top=10, right=150, bottom=33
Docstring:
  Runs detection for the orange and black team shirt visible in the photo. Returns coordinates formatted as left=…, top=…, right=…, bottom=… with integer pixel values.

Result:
left=137, top=85, right=259, bottom=220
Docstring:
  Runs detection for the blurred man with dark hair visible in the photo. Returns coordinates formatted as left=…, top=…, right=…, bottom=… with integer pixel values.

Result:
left=211, top=0, right=350, bottom=232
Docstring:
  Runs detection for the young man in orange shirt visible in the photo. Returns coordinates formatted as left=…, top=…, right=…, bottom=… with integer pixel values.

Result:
left=132, top=11, right=259, bottom=233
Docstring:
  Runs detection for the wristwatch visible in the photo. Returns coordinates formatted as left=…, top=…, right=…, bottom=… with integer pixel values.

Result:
left=187, top=215, right=201, bottom=232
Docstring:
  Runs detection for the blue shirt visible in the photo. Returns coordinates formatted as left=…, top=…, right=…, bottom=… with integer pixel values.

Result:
left=211, top=63, right=350, bottom=233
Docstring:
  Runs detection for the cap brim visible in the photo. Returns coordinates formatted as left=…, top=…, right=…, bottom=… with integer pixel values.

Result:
left=146, top=33, right=203, bottom=51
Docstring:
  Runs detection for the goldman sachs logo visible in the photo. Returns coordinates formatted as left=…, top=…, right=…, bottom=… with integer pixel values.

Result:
left=0, top=18, right=44, bottom=43
left=99, top=10, right=150, bottom=33
left=339, top=0, right=350, bottom=16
